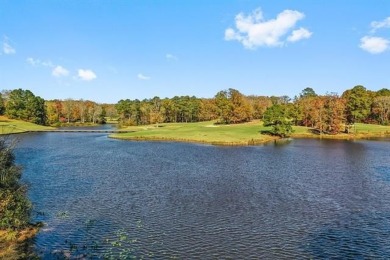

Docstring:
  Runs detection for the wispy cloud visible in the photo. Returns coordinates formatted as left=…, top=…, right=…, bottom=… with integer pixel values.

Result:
left=166, top=53, right=178, bottom=61
left=52, top=66, right=69, bottom=77
left=78, top=69, right=97, bottom=81
left=26, top=57, right=53, bottom=67
left=137, top=73, right=150, bottom=80
left=287, top=28, right=312, bottom=42
left=370, top=17, right=390, bottom=33
left=3, top=42, right=16, bottom=54
left=360, top=36, right=389, bottom=54
left=224, top=8, right=312, bottom=49
left=2, top=36, right=16, bottom=55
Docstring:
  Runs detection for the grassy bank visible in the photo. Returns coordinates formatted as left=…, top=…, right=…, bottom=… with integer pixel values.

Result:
left=0, top=116, right=53, bottom=134
left=111, top=121, right=390, bottom=145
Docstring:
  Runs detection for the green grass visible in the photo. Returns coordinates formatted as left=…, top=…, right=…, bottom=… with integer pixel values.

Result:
left=291, top=123, right=390, bottom=139
left=353, top=123, right=390, bottom=133
left=0, top=116, right=53, bottom=135
left=111, top=120, right=390, bottom=145
left=111, top=120, right=278, bottom=145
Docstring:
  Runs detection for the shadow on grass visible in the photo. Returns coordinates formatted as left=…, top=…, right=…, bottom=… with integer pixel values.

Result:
left=309, top=129, right=321, bottom=135
left=259, top=130, right=273, bottom=136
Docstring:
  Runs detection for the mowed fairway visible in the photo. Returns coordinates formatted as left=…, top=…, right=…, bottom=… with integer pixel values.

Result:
left=111, top=120, right=278, bottom=145
left=112, top=120, right=390, bottom=145
left=0, top=116, right=53, bottom=134
left=291, top=123, right=390, bottom=139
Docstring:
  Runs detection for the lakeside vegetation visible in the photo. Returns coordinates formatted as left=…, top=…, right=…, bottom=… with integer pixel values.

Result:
left=0, top=138, right=37, bottom=259
left=1, top=85, right=390, bottom=140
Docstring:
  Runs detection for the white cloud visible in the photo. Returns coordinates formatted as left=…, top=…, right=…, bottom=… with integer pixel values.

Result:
left=287, top=27, right=312, bottom=42
left=359, top=36, right=389, bottom=54
left=166, top=53, right=178, bottom=61
left=137, top=73, right=150, bottom=80
left=78, top=69, right=97, bottom=81
left=224, top=8, right=311, bottom=49
left=26, top=57, right=53, bottom=67
left=3, top=42, right=15, bottom=54
left=370, top=17, right=390, bottom=32
left=52, top=66, right=69, bottom=77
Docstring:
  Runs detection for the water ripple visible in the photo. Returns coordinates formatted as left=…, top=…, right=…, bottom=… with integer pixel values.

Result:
left=13, top=133, right=390, bottom=259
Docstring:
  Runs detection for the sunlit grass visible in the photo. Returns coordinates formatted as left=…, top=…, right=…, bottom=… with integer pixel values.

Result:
left=112, top=120, right=390, bottom=145
left=354, top=123, right=390, bottom=133
left=111, top=120, right=277, bottom=145
left=0, top=116, right=53, bottom=134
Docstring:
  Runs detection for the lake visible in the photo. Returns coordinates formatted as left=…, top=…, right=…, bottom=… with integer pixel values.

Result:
left=14, top=127, right=390, bottom=259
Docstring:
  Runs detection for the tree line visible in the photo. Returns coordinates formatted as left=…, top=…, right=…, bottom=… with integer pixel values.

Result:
left=1, top=86, right=389, bottom=134
left=263, top=86, right=390, bottom=137
left=115, top=89, right=272, bottom=126
left=0, top=89, right=116, bottom=126
left=115, top=85, right=390, bottom=135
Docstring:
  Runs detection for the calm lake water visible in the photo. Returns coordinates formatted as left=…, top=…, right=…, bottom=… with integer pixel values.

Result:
left=14, top=126, right=390, bottom=259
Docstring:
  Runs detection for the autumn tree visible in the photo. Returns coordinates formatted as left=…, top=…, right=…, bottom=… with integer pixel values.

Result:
left=372, top=96, right=390, bottom=125
left=46, top=100, right=63, bottom=124
left=62, top=99, right=75, bottom=123
left=323, top=93, right=346, bottom=134
left=295, top=88, right=318, bottom=127
left=199, top=99, right=218, bottom=121
left=247, top=95, right=272, bottom=120
left=215, top=88, right=252, bottom=124
left=149, top=97, right=165, bottom=126
left=311, top=96, right=326, bottom=134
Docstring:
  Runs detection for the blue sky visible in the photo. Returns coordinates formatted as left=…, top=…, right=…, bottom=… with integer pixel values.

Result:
left=0, top=0, right=389, bottom=103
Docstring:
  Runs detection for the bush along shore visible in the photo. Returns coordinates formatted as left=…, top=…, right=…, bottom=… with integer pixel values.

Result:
left=0, top=138, right=40, bottom=259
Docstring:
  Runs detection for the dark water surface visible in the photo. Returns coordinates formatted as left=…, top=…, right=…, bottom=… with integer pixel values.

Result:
left=14, top=128, right=390, bottom=259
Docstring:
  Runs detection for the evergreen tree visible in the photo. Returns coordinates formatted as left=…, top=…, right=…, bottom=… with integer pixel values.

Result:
left=263, top=104, right=293, bottom=137
left=0, top=93, right=5, bottom=115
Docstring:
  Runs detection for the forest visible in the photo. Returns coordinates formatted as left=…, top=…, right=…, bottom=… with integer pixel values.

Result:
left=1, top=85, right=390, bottom=136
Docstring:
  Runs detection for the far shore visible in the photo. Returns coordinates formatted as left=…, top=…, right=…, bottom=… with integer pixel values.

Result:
left=109, top=120, right=390, bottom=146
left=2, top=116, right=389, bottom=145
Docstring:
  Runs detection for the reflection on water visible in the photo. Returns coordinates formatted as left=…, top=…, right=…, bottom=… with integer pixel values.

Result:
left=14, top=130, right=390, bottom=259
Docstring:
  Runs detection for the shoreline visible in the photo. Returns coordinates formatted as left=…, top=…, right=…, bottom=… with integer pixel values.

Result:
left=109, top=134, right=280, bottom=146
left=0, top=226, right=39, bottom=259
left=109, top=132, right=390, bottom=146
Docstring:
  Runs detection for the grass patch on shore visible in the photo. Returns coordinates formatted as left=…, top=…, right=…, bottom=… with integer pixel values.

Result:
left=0, top=116, right=53, bottom=134
left=291, top=123, right=390, bottom=139
left=111, top=120, right=390, bottom=145
left=111, top=120, right=278, bottom=145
